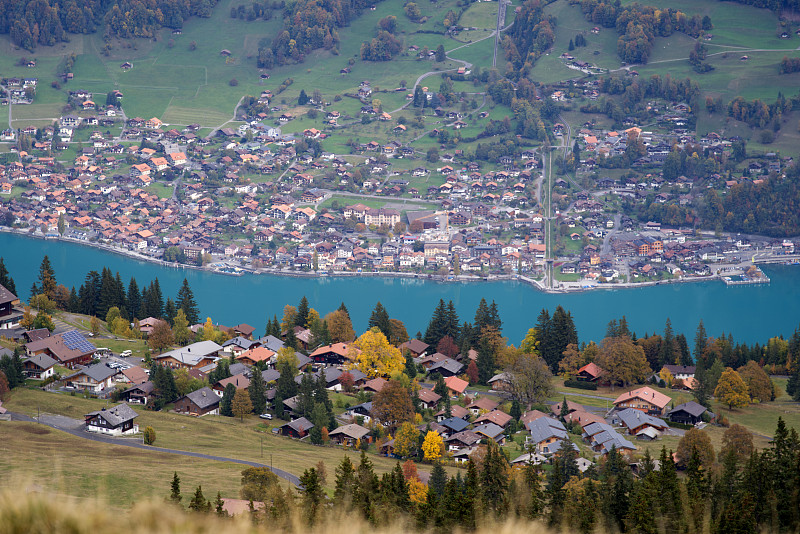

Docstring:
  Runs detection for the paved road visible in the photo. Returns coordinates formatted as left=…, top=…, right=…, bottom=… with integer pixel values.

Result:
left=9, top=411, right=300, bottom=486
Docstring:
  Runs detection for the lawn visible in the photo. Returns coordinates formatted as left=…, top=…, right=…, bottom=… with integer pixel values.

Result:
left=4, top=388, right=449, bottom=493
left=0, top=421, right=250, bottom=508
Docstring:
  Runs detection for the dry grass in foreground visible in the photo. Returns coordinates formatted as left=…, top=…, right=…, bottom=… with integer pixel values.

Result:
left=0, top=484, right=561, bottom=534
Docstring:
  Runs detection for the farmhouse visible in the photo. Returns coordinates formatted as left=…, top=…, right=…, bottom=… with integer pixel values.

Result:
left=174, top=386, right=220, bottom=416
left=85, top=404, right=139, bottom=436
left=613, top=386, right=671, bottom=416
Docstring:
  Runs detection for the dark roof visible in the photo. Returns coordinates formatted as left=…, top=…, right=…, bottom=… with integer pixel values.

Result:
left=439, top=416, right=470, bottom=432
left=261, top=369, right=281, bottom=383
left=0, top=283, right=17, bottom=306
left=183, top=387, right=219, bottom=409
left=428, top=358, right=464, bottom=375
left=668, top=401, right=706, bottom=418
left=24, top=354, right=56, bottom=370
left=446, top=430, right=481, bottom=446
left=69, top=363, right=117, bottom=382
left=86, top=403, right=138, bottom=426
left=282, top=416, right=314, bottom=433
left=124, top=380, right=155, bottom=395
left=402, top=339, right=429, bottom=354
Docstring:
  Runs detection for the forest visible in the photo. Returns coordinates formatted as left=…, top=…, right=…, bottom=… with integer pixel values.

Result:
left=0, top=0, right=218, bottom=50
left=258, top=0, right=383, bottom=67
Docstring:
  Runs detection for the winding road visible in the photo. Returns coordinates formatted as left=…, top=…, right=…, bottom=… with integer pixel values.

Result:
left=8, top=411, right=300, bottom=487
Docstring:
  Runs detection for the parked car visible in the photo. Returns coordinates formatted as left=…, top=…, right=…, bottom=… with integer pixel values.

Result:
left=259, top=413, right=273, bottom=420
left=120, top=350, right=132, bottom=357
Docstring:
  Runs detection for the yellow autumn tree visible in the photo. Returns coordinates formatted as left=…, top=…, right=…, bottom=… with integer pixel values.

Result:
left=394, top=421, right=419, bottom=458
left=408, top=478, right=428, bottom=504
left=422, top=430, right=444, bottom=461
left=715, top=367, right=750, bottom=409
left=351, top=327, right=405, bottom=378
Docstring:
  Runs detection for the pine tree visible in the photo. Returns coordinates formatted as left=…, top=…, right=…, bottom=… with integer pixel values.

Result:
left=0, top=257, right=17, bottom=296
left=424, top=299, right=448, bottom=347
left=659, top=318, right=676, bottom=366
left=214, top=492, right=226, bottom=516
left=164, top=298, right=177, bottom=325
left=78, top=270, right=101, bottom=317
left=220, top=383, right=236, bottom=416
left=299, top=467, right=324, bottom=523
left=429, top=462, right=447, bottom=496
left=476, top=336, right=495, bottom=385
left=334, top=455, right=356, bottom=505
left=176, top=279, right=199, bottom=325
left=67, top=286, right=79, bottom=313
left=481, top=440, right=509, bottom=513
left=694, top=319, right=708, bottom=361
left=249, top=373, right=267, bottom=415
left=37, top=255, right=57, bottom=297
left=169, top=472, right=182, bottom=504
left=188, top=485, right=210, bottom=512
left=127, top=278, right=141, bottom=319
left=369, top=301, right=392, bottom=339
left=296, top=295, right=310, bottom=327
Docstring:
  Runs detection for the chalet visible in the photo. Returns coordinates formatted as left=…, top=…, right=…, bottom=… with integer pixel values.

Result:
left=278, top=416, right=314, bottom=438
left=22, top=354, right=56, bottom=380
left=582, top=421, right=637, bottom=455
left=363, top=377, right=387, bottom=393
left=613, top=407, right=669, bottom=438
left=660, top=365, right=696, bottom=381
left=174, top=386, right=220, bottom=416
left=473, top=422, right=506, bottom=444
left=444, top=376, right=468, bottom=397
left=436, top=404, right=470, bottom=422
left=417, top=388, right=441, bottom=410
left=346, top=401, right=373, bottom=423
left=85, top=404, right=139, bottom=436
left=310, top=343, right=356, bottom=365
left=613, top=386, right=671, bottom=416
left=236, top=346, right=275, bottom=366
left=526, top=417, right=570, bottom=455
left=445, top=430, right=481, bottom=451
left=427, top=358, right=463, bottom=378
left=667, top=401, right=707, bottom=425
left=25, top=330, right=95, bottom=368
left=575, top=362, right=605, bottom=382
left=439, top=416, right=470, bottom=436
left=400, top=339, right=429, bottom=357
left=468, top=397, right=499, bottom=416
left=65, top=364, right=119, bottom=393
left=0, top=283, right=21, bottom=330
left=121, top=381, right=155, bottom=405
left=153, top=340, right=222, bottom=369
left=328, top=423, right=370, bottom=447
left=474, top=409, right=513, bottom=429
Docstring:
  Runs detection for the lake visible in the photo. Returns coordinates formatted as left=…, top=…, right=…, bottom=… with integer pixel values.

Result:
left=2, top=232, right=798, bottom=345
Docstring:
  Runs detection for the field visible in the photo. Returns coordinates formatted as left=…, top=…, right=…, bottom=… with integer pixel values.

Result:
left=2, top=388, right=452, bottom=498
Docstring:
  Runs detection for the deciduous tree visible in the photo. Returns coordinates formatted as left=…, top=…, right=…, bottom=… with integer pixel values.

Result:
left=232, top=388, right=253, bottom=422
left=422, top=430, right=444, bottom=461
left=393, top=421, right=419, bottom=458
left=737, top=361, right=774, bottom=403
left=506, top=354, right=554, bottom=405
left=595, top=336, right=651, bottom=389
left=715, top=367, right=749, bottom=409
left=720, top=423, right=754, bottom=462
left=372, top=379, right=414, bottom=431
left=325, top=310, right=355, bottom=342
left=352, top=328, right=405, bottom=378
left=676, top=428, right=715, bottom=469
left=148, top=319, right=174, bottom=353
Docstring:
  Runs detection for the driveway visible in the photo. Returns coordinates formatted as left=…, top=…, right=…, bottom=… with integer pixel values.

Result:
left=9, top=411, right=300, bottom=486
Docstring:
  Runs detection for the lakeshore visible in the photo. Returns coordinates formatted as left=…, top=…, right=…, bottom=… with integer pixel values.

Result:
left=4, top=230, right=800, bottom=345
left=3, top=226, right=775, bottom=294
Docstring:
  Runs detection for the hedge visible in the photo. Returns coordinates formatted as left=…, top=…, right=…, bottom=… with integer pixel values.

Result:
left=563, top=379, right=598, bottom=390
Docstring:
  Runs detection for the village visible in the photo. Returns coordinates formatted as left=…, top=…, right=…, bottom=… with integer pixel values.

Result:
left=0, top=273, right=715, bottom=479
left=0, top=62, right=798, bottom=290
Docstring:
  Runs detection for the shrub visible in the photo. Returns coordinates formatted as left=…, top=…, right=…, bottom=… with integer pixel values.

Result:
left=229, top=78, right=239, bottom=87
left=143, top=426, right=156, bottom=445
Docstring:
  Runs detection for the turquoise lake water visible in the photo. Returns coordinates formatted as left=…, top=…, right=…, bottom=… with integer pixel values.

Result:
left=2, top=232, right=798, bottom=345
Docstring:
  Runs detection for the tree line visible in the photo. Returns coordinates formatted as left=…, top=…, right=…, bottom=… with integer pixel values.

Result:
left=0, top=0, right=219, bottom=51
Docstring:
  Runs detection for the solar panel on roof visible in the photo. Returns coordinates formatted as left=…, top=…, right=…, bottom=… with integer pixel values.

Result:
left=61, top=330, right=96, bottom=353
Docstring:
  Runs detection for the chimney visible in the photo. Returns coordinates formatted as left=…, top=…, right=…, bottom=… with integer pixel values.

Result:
left=202, top=390, right=206, bottom=397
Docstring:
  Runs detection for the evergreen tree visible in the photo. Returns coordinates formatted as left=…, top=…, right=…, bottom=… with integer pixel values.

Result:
left=424, top=299, right=448, bottom=347
left=334, top=455, right=356, bottom=505
left=299, top=467, right=325, bottom=523
left=145, top=278, right=164, bottom=318
left=249, top=373, right=267, bottom=415
left=220, top=383, right=236, bottom=417
left=176, top=278, right=199, bottom=325
left=429, top=462, right=448, bottom=496
left=368, top=302, right=392, bottom=339
left=694, top=319, right=708, bottom=361
left=188, top=485, right=210, bottom=512
left=353, top=451, right=379, bottom=521
left=476, top=336, right=495, bottom=385
left=657, top=446, right=683, bottom=531
left=78, top=270, right=101, bottom=317
left=127, top=278, right=142, bottom=319
left=546, top=456, right=566, bottom=526
left=97, top=267, right=116, bottom=319
left=164, top=298, right=177, bottom=325
left=0, top=257, right=17, bottom=296
left=67, top=286, right=79, bottom=313
left=338, top=302, right=350, bottom=318
left=296, top=295, right=310, bottom=327
left=404, top=351, right=417, bottom=378
left=659, top=317, right=676, bottom=366
left=169, top=472, right=182, bottom=504
left=214, top=492, right=225, bottom=516
left=37, top=255, right=57, bottom=297
left=481, top=440, right=509, bottom=514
